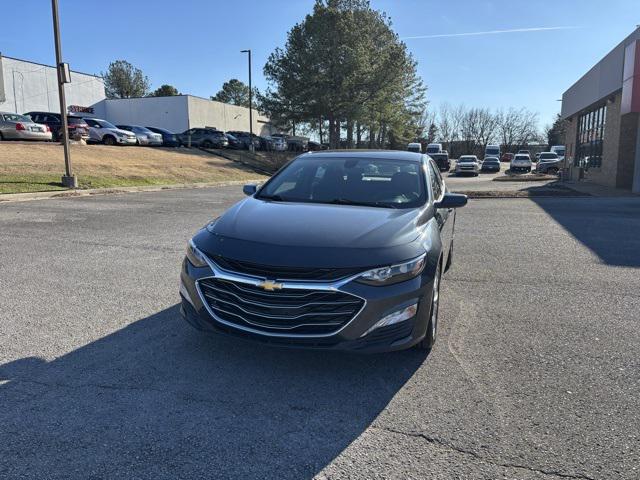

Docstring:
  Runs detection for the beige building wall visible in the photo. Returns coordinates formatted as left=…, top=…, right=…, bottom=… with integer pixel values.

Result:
left=187, top=96, right=273, bottom=136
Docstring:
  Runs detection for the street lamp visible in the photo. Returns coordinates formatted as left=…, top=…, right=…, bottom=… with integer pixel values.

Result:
left=240, top=49, right=254, bottom=152
left=51, top=0, right=77, bottom=188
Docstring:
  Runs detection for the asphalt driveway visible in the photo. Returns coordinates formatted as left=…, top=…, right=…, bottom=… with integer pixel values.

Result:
left=1, top=187, right=639, bottom=479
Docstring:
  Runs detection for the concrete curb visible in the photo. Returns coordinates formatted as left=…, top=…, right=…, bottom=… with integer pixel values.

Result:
left=0, top=179, right=265, bottom=204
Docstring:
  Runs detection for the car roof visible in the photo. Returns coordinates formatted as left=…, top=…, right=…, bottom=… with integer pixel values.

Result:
left=301, top=150, right=424, bottom=163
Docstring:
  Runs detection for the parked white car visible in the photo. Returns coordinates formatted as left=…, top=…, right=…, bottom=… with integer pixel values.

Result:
left=0, top=112, right=52, bottom=141
left=84, top=118, right=137, bottom=145
left=550, top=145, right=566, bottom=161
left=510, top=154, right=532, bottom=173
left=116, top=124, right=163, bottom=146
left=455, top=155, right=481, bottom=176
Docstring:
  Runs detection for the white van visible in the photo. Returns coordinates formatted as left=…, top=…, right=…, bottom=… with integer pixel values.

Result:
left=484, top=144, right=500, bottom=159
left=426, top=143, right=442, bottom=154
left=407, top=142, right=422, bottom=153
left=550, top=145, right=565, bottom=160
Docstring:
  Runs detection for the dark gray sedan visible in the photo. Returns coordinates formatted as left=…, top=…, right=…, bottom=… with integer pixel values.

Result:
left=180, top=151, right=467, bottom=353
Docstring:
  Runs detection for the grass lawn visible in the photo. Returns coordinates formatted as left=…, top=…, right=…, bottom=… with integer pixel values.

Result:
left=0, top=142, right=267, bottom=194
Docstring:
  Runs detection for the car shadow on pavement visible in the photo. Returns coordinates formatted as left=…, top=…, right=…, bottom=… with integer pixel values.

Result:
left=530, top=196, right=640, bottom=267
left=0, top=305, right=426, bottom=479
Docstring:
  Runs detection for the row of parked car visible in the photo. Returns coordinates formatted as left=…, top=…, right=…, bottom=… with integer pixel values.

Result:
left=454, top=150, right=563, bottom=176
left=407, top=143, right=565, bottom=176
left=0, top=110, right=323, bottom=152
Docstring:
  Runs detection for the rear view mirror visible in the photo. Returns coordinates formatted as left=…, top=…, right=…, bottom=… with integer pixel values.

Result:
left=243, top=184, right=258, bottom=196
left=435, top=193, right=467, bottom=209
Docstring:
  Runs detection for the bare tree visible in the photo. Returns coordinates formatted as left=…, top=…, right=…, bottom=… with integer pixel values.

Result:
left=495, top=107, right=540, bottom=152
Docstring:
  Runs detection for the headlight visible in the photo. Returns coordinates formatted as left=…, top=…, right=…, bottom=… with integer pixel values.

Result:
left=356, top=254, right=426, bottom=286
left=186, top=239, right=209, bottom=268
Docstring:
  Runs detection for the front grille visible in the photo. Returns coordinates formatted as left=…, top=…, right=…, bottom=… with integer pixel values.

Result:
left=198, top=278, right=365, bottom=335
left=211, top=255, right=363, bottom=281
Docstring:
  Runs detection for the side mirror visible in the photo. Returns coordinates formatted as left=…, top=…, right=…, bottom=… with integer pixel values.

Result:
left=435, top=192, right=467, bottom=209
left=243, top=184, right=258, bottom=196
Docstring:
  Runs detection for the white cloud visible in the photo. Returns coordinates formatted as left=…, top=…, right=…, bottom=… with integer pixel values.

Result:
left=402, top=26, right=580, bottom=40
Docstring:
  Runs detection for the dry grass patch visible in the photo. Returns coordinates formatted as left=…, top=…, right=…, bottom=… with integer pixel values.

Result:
left=0, top=142, right=267, bottom=193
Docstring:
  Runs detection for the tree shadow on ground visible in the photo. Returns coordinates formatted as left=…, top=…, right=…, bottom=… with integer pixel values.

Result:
left=0, top=305, right=426, bottom=479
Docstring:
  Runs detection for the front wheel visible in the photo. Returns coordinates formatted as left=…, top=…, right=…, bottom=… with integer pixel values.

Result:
left=416, top=262, right=441, bottom=352
left=202, top=140, right=213, bottom=148
left=103, top=135, right=116, bottom=146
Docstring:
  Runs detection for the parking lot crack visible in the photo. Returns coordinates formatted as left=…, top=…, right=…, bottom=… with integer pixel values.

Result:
left=373, top=426, right=597, bottom=480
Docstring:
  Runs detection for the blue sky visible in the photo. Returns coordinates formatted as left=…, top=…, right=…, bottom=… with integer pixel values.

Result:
left=2, top=0, right=639, bottom=127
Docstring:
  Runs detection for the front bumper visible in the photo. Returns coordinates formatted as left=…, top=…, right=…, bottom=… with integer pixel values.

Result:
left=179, top=258, right=435, bottom=353
left=116, top=136, right=137, bottom=145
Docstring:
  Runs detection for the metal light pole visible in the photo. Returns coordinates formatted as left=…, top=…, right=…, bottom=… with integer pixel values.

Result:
left=51, top=0, right=77, bottom=188
left=240, top=49, right=254, bottom=152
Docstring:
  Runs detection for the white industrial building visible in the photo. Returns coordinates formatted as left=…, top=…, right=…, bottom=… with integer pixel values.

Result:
left=0, top=54, right=106, bottom=114
left=91, top=96, right=274, bottom=135
left=0, top=54, right=272, bottom=135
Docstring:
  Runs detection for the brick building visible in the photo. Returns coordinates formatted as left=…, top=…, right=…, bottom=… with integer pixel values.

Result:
left=561, top=27, right=640, bottom=193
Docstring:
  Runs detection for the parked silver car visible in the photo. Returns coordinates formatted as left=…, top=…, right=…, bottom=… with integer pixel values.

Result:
left=0, top=112, right=52, bottom=141
left=116, top=125, right=163, bottom=146
left=84, top=118, right=137, bottom=145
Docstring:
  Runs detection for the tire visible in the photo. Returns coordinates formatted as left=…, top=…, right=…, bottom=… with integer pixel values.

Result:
left=416, top=261, right=442, bottom=352
left=0, top=132, right=3, bottom=141
left=202, top=140, right=213, bottom=149
left=548, top=167, right=559, bottom=175
left=103, top=135, right=116, bottom=146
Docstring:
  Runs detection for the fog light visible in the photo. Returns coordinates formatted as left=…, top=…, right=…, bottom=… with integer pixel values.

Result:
left=361, top=303, right=418, bottom=337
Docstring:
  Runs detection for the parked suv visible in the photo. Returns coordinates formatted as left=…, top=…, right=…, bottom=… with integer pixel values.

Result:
left=84, top=118, right=137, bottom=145
left=430, top=152, right=450, bottom=172
left=178, top=128, right=228, bottom=148
left=24, top=112, right=89, bottom=141
left=535, top=152, right=561, bottom=174
left=226, top=131, right=261, bottom=150
left=455, top=155, right=480, bottom=176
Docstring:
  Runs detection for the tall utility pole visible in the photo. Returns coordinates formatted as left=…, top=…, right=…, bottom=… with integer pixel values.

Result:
left=51, top=0, right=77, bottom=188
left=240, top=49, right=254, bottom=152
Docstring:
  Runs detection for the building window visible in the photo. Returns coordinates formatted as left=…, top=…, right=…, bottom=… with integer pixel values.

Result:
left=575, top=104, right=606, bottom=168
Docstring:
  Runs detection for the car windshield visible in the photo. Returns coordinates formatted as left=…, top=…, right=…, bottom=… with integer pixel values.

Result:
left=539, top=153, right=558, bottom=159
left=3, top=114, right=31, bottom=122
left=484, top=158, right=499, bottom=163
left=515, top=155, right=529, bottom=160
left=458, top=157, right=476, bottom=163
left=257, top=156, right=426, bottom=209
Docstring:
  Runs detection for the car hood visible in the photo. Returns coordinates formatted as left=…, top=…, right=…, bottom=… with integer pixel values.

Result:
left=197, top=197, right=429, bottom=268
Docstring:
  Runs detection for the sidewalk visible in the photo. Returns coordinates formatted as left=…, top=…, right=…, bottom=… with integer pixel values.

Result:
left=561, top=179, right=639, bottom=197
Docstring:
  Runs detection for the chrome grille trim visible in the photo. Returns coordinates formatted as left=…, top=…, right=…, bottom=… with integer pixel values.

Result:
left=193, top=253, right=367, bottom=338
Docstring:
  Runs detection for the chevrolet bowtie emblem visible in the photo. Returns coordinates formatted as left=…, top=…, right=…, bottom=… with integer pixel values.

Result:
left=259, top=280, right=283, bottom=291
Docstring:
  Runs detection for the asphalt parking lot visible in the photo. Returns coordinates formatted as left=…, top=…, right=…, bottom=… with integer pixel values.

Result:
left=1, top=186, right=639, bottom=479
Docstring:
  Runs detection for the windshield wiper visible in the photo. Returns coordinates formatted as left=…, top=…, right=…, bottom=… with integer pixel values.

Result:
left=328, top=198, right=398, bottom=208
left=257, top=194, right=286, bottom=201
